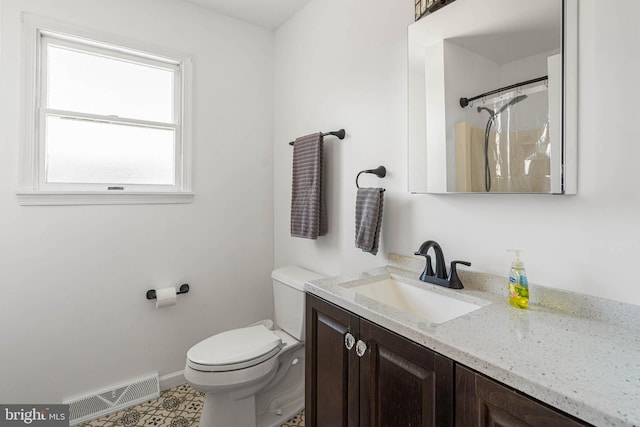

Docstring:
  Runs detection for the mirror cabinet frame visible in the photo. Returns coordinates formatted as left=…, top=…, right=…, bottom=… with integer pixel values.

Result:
left=407, top=0, right=577, bottom=195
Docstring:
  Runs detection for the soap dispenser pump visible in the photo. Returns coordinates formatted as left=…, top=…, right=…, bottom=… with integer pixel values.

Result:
left=507, top=250, right=529, bottom=309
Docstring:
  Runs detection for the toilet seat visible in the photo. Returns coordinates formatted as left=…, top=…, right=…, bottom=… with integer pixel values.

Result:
left=187, top=325, right=282, bottom=372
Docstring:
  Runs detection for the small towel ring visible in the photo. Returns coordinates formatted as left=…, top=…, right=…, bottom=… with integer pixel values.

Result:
left=356, top=166, right=387, bottom=189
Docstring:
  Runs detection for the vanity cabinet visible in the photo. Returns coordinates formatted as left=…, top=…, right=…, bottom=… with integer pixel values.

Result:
left=306, top=293, right=591, bottom=427
left=455, top=366, right=589, bottom=427
left=305, top=293, right=359, bottom=426
left=305, top=294, right=454, bottom=427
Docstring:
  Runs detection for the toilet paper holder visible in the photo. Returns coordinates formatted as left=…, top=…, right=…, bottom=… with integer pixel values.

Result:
left=146, top=284, right=190, bottom=300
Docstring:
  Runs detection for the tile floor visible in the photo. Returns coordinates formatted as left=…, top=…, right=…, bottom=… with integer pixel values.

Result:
left=79, top=383, right=304, bottom=427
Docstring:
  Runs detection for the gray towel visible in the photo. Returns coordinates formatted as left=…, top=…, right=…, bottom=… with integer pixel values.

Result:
left=355, top=187, right=384, bottom=255
left=290, top=133, right=327, bottom=239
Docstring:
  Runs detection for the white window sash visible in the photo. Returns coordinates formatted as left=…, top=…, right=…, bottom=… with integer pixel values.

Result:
left=40, top=31, right=182, bottom=69
left=42, top=109, right=179, bottom=131
left=19, top=13, right=193, bottom=205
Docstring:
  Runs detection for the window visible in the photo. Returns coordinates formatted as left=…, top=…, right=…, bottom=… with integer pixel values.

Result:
left=19, top=16, right=192, bottom=205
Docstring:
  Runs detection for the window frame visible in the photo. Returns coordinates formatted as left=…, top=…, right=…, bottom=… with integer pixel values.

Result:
left=18, top=14, right=193, bottom=205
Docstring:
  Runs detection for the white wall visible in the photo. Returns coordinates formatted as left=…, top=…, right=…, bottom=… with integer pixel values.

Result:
left=425, top=42, right=449, bottom=192
left=274, top=0, right=413, bottom=276
left=499, top=49, right=560, bottom=86
left=274, top=0, right=640, bottom=306
left=442, top=40, right=500, bottom=190
left=0, top=0, right=274, bottom=402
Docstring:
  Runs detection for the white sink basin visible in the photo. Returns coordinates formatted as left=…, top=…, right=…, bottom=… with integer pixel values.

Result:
left=351, top=278, right=481, bottom=324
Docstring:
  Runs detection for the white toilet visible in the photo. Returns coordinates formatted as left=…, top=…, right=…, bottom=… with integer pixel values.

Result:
left=184, top=266, right=324, bottom=427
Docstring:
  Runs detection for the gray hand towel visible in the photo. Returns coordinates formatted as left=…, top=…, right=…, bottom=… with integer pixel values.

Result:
left=290, top=133, right=327, bottom=239
left=355, top=187, right=384, bottom=255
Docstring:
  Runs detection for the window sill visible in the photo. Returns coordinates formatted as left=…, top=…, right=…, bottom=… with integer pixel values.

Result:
left=17, top=191, right=194, bottom=206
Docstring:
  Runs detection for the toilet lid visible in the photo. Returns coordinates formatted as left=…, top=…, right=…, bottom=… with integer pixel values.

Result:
left=187, top=325, right=282, bottom=367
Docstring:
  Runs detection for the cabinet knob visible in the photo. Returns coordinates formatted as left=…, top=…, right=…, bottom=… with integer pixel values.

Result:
left=355, top=340, right=367, bottom=357
left=344, top=332, right=356, bottom=350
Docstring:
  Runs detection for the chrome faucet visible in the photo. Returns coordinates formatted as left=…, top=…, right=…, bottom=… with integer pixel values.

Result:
left=414, top=240, right=471, bottom=289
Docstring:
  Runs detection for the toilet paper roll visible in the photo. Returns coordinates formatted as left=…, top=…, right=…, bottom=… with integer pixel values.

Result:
left=155, top=287, right=177, bottom=308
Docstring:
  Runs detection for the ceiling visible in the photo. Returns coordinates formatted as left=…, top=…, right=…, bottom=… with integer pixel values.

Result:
left=180, top=0, right=312, bottom=30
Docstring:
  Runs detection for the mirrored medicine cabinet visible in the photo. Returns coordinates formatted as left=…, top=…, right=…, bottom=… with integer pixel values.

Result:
left=408, top=0, right=577, bottom=194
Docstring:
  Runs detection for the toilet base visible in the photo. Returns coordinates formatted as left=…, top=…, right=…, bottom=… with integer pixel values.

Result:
left=197, top=392, right=303, bottom=427
left=256, top=398, right=303, bottom=427
left=255, top=344, right=305, bottom=427
left=199, top=393, right=255, bottom=427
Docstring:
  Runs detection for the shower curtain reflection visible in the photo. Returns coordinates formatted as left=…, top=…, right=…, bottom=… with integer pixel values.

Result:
left=455, top=89, right=550, bottom=193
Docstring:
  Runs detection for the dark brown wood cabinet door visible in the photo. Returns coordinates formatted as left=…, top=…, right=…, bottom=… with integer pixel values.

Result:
left=358, top=318, right=454, bottom=427
left=305, top=294, right=360, bottom=427
left=456, top=365, right=591, bottom=427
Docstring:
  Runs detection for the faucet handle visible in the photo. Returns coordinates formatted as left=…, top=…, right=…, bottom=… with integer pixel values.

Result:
left=415, top=253, right=435, bottom=281
left=448, top=260, right=471, bottom=290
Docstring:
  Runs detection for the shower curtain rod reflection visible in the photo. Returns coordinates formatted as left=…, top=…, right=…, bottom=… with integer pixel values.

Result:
left=480, top=81, right=548, bottom=107
left=459, top=76, right=548, bottom=108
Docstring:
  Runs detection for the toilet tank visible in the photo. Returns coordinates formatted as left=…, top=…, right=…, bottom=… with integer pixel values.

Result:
left=272, top=266, right=325, bottom=341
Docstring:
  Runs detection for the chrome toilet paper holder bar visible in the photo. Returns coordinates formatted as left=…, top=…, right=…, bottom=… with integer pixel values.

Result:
left=146, top=284, right=190, bottom=300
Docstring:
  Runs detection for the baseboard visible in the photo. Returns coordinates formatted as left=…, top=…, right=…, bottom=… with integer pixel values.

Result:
left=159, top=370, right=185, bottom=391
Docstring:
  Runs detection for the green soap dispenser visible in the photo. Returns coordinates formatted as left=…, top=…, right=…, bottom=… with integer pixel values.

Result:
left=508, top=250, right=529, bottom=309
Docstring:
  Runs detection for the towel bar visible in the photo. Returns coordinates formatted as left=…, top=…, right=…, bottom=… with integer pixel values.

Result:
left=356, top=166, right=387, bottom=189
left=288, top=129, right=346, bottom=146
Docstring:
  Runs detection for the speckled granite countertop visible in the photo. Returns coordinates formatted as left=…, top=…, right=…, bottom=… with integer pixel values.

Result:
left=304, top=256, right=640, bottom=427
